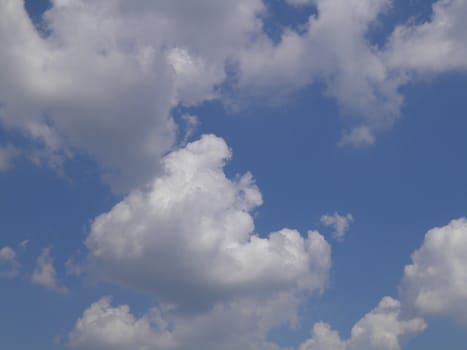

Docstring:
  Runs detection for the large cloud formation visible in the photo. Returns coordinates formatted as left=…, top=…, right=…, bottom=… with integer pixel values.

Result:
left=2, top=0, right=467, bottom=189
left=72, top=134, right=331, bottom=349
left=85, top=134, right=331, bottom=308
left=0, top=0, right=264, bottom=190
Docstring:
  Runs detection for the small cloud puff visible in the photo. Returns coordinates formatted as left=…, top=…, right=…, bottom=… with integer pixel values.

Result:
left=320, top=213, right=354, bottom=241
left=32, top=248, right=69, bottom=295
left=0, top=246, right=19, bottom=278
left=339, top=126, right=375, bottom=147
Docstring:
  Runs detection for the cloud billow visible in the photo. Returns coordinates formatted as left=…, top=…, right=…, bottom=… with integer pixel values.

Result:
left=73, top=134, right=331, bottom=349
left=85, top=135, right=331, bottom=308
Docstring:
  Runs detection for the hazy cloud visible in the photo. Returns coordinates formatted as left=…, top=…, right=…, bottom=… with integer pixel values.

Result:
left=32, top=248, right=69, bottom=294
left=0, top=246, right=19, bottom=278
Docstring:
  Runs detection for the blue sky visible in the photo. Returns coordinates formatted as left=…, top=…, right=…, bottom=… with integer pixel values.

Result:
left=1, top=1, right=467, bottom=349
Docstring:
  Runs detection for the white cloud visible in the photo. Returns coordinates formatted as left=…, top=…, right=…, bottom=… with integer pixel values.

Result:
left=299, top=322, right=346, bottom=350
left=31, top=248, right=69, bottom=294
left=70, top=134, right=332, bottom=349
left=76, top=207, right=467, bottom=350
left=301, top=216, right=467, bottom=350
left=1, top=0, right=466, bottom=178
left=2, top=0, right=465, bottom=182
left=0, top=246, right=19, bottom=278
left=320, top=212, right=354, bottom=241
left=339, top=126, right=375, bottom=147
left=236, top=0, right=467, bottom=142
left=0, top=0, right=265, bottom=191
left=70, top=294, right=299, bottom=350
left=385, top=0, right=467, bottom=74
left=400, top=218, right=467, bottom=323
left=299, top=297, right=426, bottom=350
left=237, top=0, right=402, bottom=130
left=85, top=134, right=331, bottom=308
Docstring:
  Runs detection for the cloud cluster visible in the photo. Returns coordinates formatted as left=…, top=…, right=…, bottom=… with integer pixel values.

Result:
left=236, top=0, right=467, bottom=143
left=300, top=217, right=467, bottom=349
left=1, top=0, right=467, bottom=189
left=76, top=140, right=467, bottom=350
left=236, top=0, right=402, bottom=145
left=70, top=144, right=467, bottom=348
left=2, top=0, right=467, bottom=348
left=0, top=0, right=264, bottom=190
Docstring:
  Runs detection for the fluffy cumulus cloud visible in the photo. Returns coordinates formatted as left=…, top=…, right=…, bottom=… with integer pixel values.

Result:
left=297, top=216, right=467, bottom=350
left=339, top=126, right=376, bottom=147
left=400, top=218, right=467, bottom=323
left=320, top=212, right=354, bottom=241
left=236, top=0, right=403, bottom=133
left=0, top=0, right=265, bottom=190
left=299, top=297, right=426, bottom=350
left=72, top=135, right=333, bottom=349
left=0, top=246, right=19, bottom=278
left=236, top=0, right=467, bottom=142
left=31, top=248, right=69, bottom=294
left=385, top=0, right=467, bottom=74
left=85, top=135, right=331, bottom=308
left=70, top=294, right=298, bottom=350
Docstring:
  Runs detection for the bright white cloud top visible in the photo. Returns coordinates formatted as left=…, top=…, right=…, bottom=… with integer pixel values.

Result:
left=400, top=218, right=467, bottom=324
